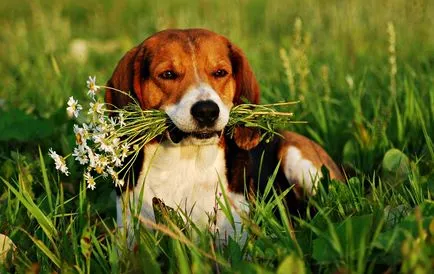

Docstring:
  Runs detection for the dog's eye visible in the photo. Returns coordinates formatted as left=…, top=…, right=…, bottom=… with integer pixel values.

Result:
left=159, top=70, right=178, bottom=80
left=212, top=69, right=228, bottom=78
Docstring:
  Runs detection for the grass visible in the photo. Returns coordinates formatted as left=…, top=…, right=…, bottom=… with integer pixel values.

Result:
left=1, top=0, right=433, bottom=273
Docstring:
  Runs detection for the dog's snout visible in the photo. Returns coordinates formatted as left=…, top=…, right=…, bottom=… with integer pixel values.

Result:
left=190, top=100, right=220, bottom=127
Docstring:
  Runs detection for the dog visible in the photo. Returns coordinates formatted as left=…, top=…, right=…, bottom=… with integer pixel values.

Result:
left=105, top=29, right=344, bottom=243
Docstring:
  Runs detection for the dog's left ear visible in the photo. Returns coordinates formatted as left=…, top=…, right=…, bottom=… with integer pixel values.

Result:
left=229, top=43, right=261, bottom=150
left=229, top=43, right=260, bottom=105
left=105, top=43, right=149, bottom=109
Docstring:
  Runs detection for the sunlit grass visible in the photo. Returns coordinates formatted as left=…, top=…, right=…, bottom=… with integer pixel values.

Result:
left=0, top=0, right=433, bottom=273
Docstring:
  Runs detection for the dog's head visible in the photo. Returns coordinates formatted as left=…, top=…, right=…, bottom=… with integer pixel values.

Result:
left=106, top=29, right=260, bottom=149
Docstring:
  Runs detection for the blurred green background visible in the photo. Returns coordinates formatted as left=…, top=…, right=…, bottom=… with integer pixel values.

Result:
left=1, top=0, right=433, bottom=108
left=1, top=1, right=433, bottom=272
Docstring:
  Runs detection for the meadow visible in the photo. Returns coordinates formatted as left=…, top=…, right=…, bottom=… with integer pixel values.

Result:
left=1, top=0, right=433, bottom=273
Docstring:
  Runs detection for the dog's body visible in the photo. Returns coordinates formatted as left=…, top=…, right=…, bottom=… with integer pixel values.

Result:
left=106, top=29, right=343, bottom=242
left=116, top=140, right=249, bottom=241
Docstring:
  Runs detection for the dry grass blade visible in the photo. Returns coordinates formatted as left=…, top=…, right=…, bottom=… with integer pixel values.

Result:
left=226, top=101, right=300, bottom=141
left=137, top=216, right=230, bottom=266
left=107, top=100, right=299, bottom=148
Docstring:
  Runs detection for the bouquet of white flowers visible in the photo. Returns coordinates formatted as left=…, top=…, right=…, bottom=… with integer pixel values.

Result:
left=49, top=76, right=298, bottom=190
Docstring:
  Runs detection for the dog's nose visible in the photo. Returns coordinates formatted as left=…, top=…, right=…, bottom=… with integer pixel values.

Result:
left=191, top=100, right=220, bottom=127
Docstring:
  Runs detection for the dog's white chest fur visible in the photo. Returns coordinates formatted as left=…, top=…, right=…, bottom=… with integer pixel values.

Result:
left=141, top=142, right=227, bottom=224
left=117, top=141, right=247, bottom=241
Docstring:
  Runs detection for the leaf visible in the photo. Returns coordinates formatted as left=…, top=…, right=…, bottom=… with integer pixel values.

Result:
left=342, top=139, right=359, bottom=164
left=382, top=148, right=410, bottom=176
left=0, top=109, right=56, bottom=141
left=232, top=261, right=274, bottom=274
left=372, top=202, right=434, bottom=263
left=420, top=200, right=434, bottom=216
left=277, top=254, right=306, bottom=274
left=312, top=214, right=373, bottom=263
left=383, top=204, right=412, bottom=228
left=0, top=160, right=15, bottom=181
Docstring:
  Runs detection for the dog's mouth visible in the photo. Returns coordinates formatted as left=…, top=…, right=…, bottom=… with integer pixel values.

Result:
left=166, top=122, right=222, bottom=144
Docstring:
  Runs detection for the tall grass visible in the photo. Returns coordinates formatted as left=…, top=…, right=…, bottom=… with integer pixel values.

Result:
left=1, top=0, right=433, bottom=272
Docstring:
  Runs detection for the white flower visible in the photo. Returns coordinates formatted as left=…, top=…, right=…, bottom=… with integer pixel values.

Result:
left=92, top=154, right=108, bottom=174
left=86, top=76, right=100, bottom=98
left=66, top=96, right=82, bottom=118
left=84, top=172, right=96, bottom=190
left=93, top=134, right=115, bottom=154
left=120, top=143, right=130, bottom=161
left=112, top=137, right=120, bottom=147
left=86, top=147, right=98, bottom=169
left=77, top=123, right=93, bottom=135
left=88, top=102, right=104, bottom=116
left=72, top=145, right=89, bottom=165
left=58, top=162, right=69, bottom=176
left=85, top=122, right=96, bottom=131
left=345, top=75, right=354, bottom=90
left=106, top=167, right=124, bottom=187
left=48, top=148, right=70, bottom=176
left=99, top=156, right=109, bottom=169
left=73, top=124, right=81, bottom=135
left=99, top=139, right=114, bottom=154
left=113, top=156, right=122, bottom=167
left=48, top=148, right=59, bottom=159
left=101, top=167, right=124, bottom=187
left=108, top=116, right=118, bottom=127
left=92, top=153, right=101, bottom=168
left=73, top=124, right=90, bottom=146
left=115, top=178, right=125, bottom=187
left=107, top=166, right=117, bottom=178
left=95, top=118, right=114, bottom=134
left=118, top=112, right=126, bottom=127
left=97, top=115, right=107, bottom=126
left=92, top=133, right=106, bottom=144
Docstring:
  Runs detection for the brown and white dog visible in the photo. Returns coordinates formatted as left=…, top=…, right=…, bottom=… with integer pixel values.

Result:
left=105, top=29, right=343, bottom=242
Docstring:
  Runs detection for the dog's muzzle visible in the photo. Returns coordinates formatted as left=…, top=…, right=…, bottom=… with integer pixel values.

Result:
left=163, top=86, right=230, bottom=144
left=166, top=123, right=222, bottom=144
left=166, top=99, right=224, bottom=144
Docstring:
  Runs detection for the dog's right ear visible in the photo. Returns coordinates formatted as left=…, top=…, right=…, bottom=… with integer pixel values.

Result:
left=105, top=44, right=150, bottom=194
left=228, top=43, right=260, bottom=106
left=228, top=42, right=261, bottom=150
left=105, top=44, right=148, bottom=109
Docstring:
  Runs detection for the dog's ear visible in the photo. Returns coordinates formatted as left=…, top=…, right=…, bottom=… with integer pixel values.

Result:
left=105, top=44, right=148, bottom=109
left=232, top=127, right=261, bottom=150
left=229, top=43, right=261, bottom=150
left=229, top=43, right=260, bottom=105
left=105, top=44, right=150, bottom=194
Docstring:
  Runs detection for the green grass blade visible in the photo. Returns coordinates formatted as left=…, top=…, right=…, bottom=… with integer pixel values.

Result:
left=2, top=178, right=58, bottom=241
left=174, top=240, right=191, bottom=274
left=38, top=146, right=54, bottom=212
left=19, top=229, right=61, bottom=268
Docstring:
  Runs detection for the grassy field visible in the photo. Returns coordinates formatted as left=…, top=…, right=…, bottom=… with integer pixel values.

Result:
left=1, top=0, right=434, bottom=273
